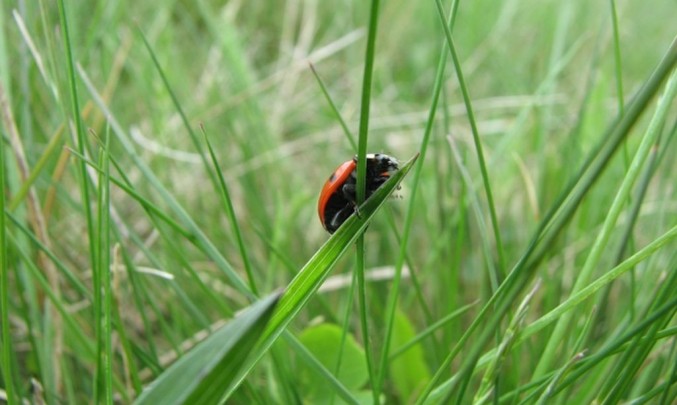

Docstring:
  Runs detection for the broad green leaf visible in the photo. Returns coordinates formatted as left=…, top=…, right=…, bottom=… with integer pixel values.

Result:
left=298, top=323, right=368, bottom=402
left=134, top=292, right=281, bottom=405
left=389, top=308, right=431, bottom=403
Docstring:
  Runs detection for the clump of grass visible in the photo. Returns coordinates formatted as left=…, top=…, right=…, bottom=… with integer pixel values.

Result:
left=1, top=0, right=676, bottom=404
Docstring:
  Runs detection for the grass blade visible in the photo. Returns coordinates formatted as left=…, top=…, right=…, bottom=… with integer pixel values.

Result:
left=433, top=0, right=505, bottom=274
left=137, top=29, right=220, bottom=193
left=202, top=127, right=258, bottom=295
left=94, top=130, right=114, bottom=404
left=56, top=0, right=95, bottom=285
left=308, top=63, right=357, bottom=151
left=0, top=86, right=15, bottom=403
left=133, top=292, right=282, bottom=405
left=354, top=0, right=383, bottom=401
left=376, top=0, right=460, bottom=396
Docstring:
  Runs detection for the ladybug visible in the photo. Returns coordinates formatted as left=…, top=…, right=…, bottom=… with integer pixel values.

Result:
left=317, top=153, right=399, bottom=233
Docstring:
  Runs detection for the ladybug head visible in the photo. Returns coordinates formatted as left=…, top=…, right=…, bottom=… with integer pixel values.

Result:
left=353, top=153, right=400, bottom=177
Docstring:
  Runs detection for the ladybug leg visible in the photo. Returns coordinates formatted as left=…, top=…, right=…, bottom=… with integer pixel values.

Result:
left=341, top=182, right=356, bottom=201
left=329, top=205, right=355, bottom=232
left=340, top=183, right=362, bottom=217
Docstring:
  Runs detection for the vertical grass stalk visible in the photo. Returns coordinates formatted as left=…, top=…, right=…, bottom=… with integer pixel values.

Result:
left=56, top=1, right=96, bottom=396
left=355, top=0, right=382, bottom=401
left=434, top=0, right=505, bottom=274
left=377, top=0, right=460, bottom=398
left=203, top=128, right=259, bottom=295
left=0, top=87, right=15, bottom=403
left=56, top=0, right=95, bottom=277
left=97, top=130, right=114, bottom=403
left=609, top=0, right=625, bottom=114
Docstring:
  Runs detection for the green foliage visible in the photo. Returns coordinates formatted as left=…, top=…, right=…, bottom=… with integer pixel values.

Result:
left=1, top=0, right=676, bottom=404
left=297, top=323, right=369, bottom=403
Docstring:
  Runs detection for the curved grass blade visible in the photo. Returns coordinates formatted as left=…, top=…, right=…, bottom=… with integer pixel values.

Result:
left=203, top=128, right=258, bottom=295
left=133, top=291, right=282, bottom=405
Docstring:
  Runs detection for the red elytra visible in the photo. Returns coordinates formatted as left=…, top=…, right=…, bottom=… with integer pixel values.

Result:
left=317, top=159, right=356, bottom=230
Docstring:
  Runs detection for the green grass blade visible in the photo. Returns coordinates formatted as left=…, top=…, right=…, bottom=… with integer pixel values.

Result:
left=447, top=135, right=499, bottom=290
left=389, top=301, right=477, bottom=361
left=433, top=0, right=505, bottom=274
left=355, top=0, right=383, bottom=401
left=657, top=338, right=677, bottom=405
left=95, top=130, right=114, bottom=404
left=474, top=282, right=539, bottom=404
left=425, top=224, right=677, bottom=404
left=354, top=242, right=373, bottom=399
left=329, top=272, right=358, bottom=405
left=558, top=296, right=677, bottom=397
left=609, top=0, right=625, bottom=114
left=93, top=148, right=103, bottom=400
left=67, top=148, right=193, bottom=241
left=355, top=0, right=381, bottom=205
left=599, top=254, right=677, bottom=403
left=309, top=63, right=357, bottom=151
left=133, top=292, right=282, bottom=405
left=5, top=210, right=90, bottom=298
left=203, top=128, right=258, bottom=295
left=53, top=2, right=95, bottom=394
left=7, top=126, right=64, bottom=212
left=137, top=29, right=220, bottom=192
left=376, top=0, right=460, bottom=396
left=56, top=0, right=95, bottom=281
left=6, top=230, right=96, bottom=357
left=0, top=87, right=15, bottom=403
left=497, top=297, right=677, bottom=404
left=70, top=148, right=235, bottom=318
left=592, top=119, right=673, bottom=342
left=534, top=351, right=586, bottom=405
